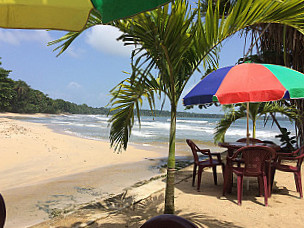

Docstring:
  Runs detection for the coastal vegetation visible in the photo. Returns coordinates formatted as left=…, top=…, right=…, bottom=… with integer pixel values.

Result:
left=0, top=60, right=107, bottom=114
left=50, top=0, right=304, bottom=215
left=0, top=60, right=224, bottom=118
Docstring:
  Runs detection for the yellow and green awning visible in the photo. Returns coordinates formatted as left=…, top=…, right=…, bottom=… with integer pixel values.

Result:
left=0, top=0, right=170, bottom=31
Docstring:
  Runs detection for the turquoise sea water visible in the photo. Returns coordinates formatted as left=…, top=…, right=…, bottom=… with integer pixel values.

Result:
left=10, top=114, right=294, bottom=147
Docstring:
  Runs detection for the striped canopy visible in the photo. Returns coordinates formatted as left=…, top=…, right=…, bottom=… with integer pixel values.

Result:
left=0, top=0, right=170, bottom=31
left=183, top=63, right=304, bottom=106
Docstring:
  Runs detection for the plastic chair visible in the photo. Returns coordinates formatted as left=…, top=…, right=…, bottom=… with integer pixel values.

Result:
left=223, top=146, right=276, bottom=206
left=140, top=214, right=198, bottom=228
left=186, top=139, right=225, bottom=191
left=272, top=145, right=304, bottom=198
left=0, top=193, right=6, bottom=228
left=236, top=138, right=263, bottom=143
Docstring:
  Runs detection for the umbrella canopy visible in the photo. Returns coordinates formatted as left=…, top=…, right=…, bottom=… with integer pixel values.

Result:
left=183, top=63, right=304, bottom=141
left=183, top=63, right=304, bottom=106
left=0, top=0, right=170, bottom=31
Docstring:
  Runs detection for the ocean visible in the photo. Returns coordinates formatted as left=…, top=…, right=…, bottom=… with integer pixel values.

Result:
left=10, top=114, right=294, bottom=151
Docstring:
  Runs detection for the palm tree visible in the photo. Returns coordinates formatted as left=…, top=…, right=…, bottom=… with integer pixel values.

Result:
left=245, top=23, right=304, bottom=147
left=214, top=102, right=300, bottom=143
left=50, top=0, right=304, bottom=214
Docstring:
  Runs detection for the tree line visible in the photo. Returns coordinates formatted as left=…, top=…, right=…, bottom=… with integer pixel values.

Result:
left=1, top=60, right=226, bottom=118
left=0, top=61, right=108, bottom=114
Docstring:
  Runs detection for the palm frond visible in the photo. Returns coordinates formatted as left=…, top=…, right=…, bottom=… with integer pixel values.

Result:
left=214, top=105, right=246, bottom=143
left=48, top=10, right=102, bottom=56
left=108, top=67, right=160, bottom=151
left=259, top=102, right=302, bottom=124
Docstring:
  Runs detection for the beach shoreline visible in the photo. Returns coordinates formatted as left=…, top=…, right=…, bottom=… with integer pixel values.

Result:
left=0, top=113, right=164, bottom=189
left=0, top=112, right=226, bottom=227
left=0, top=113, right=168, bottom=227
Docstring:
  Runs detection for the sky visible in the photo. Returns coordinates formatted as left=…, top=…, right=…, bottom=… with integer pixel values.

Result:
left=0, top=25, right=249, bottom=114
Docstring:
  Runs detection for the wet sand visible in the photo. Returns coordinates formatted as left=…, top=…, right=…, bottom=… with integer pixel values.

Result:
left=3, top=160, right=165, bottom=227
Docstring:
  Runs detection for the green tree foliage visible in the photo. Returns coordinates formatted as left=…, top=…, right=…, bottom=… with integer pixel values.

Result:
left=0, top=63, right=109, bottom=114
left=0, top=60, right=16, bottom=111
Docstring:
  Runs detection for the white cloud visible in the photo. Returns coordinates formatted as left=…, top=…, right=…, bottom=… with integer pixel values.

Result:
left=67, top=81, right=82, bottom=89
left=0, top=30, right=52, bottom=45
left=85, top=25, right=135, bottom=57
left=66, top=46, right=86, bottom=58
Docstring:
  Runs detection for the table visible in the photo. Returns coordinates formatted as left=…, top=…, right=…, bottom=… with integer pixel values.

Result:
left=219, top=141, right=281, bottom=196
left=218, top=141, right=281, bottom=157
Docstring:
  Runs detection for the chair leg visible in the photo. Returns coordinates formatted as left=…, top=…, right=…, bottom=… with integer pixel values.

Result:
left=296, top=172, right=303, bottom=198
left=197, top=166, right=203, bottom=191
left=294, top=173, right=300, bottom=193
left=268, top=165, right=272, bottom=197
left=237, top=175, right=243, bottom=206
left=271, top=168, right=276, bottom=191
left=258, top=176, right=263, bottom=196
left=228, top=168, right=233, bottom=193
left=192, top=164, right=197, bottom=187
left=212, top=166, right=217, bottom=185
left=263, top=175, right=268, bottom=206
left=223, top=167, right=229, bottom=196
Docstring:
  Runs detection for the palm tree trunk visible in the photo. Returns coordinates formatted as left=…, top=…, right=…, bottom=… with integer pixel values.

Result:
left=164, top=102, right=177, bottom=214
left=252, top=120, right=256, bottom=138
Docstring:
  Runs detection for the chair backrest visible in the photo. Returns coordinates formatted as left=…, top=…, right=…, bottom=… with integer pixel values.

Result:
left=186, top=139, right=200, bottom=163
left=0, top=193, right=6, bottom=228
left=140, top=214, right=198, bottom=228
left=233, top=146, right=276, bottom=176
left=237, top=137, right=263, bottom=143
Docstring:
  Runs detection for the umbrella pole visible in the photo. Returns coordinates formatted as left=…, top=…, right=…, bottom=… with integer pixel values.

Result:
left=246, top=102, right=250, bottom=145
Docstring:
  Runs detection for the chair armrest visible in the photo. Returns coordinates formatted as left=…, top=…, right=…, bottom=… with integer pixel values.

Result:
left=295, top=153, right=304, bottom=160
left=277, top=156, right=298, bottom=163
left=198, top=149, right=212, bottom=161
left=276, top=152, right=293, bottom=157
left=276, top=146, right=304, bottom=161
left=274, top=152, right=294, bottom=162
left=210, top=152, right=222, bottom=162
left=198, top=149, right=211, bottom=156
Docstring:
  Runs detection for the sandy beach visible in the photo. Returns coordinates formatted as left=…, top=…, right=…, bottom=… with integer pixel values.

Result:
left=35, top=164, right=304, bottom=228
left=1, top=113, right=304, bottom=228
left=0, top=113, right=167, bottom=227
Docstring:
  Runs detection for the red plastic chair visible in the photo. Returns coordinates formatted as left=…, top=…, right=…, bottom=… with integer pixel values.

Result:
left=186, top=139, right=225, bottom=191
left=223, top=146, right=276, bottom=206
left=0, top=193, right=6, bottom=228
left=140, top=214, right=198, bottom=228
left=272, top=145, right=304, bottom=198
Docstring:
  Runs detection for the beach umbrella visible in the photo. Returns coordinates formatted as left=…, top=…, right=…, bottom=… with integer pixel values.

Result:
left=0, top=0, right=171, bottom=31
left=183, top=63, right=304, bottom=141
